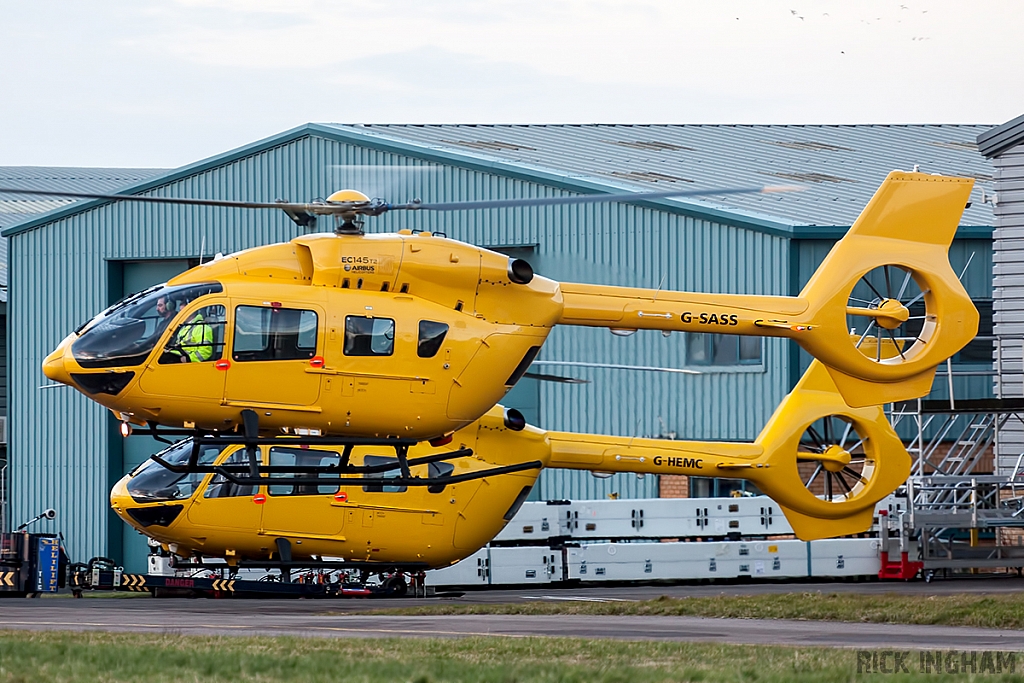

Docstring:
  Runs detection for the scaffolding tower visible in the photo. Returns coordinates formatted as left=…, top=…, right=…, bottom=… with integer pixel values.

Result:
left=888, top=339, right=1024, bottom=574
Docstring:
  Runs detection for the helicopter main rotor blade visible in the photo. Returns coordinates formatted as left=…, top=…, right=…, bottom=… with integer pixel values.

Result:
left=0, top=184, right=801, bottom=218
left=387, top=185, right=801, bottom=212
left=0, top=187, right=356, bottom=214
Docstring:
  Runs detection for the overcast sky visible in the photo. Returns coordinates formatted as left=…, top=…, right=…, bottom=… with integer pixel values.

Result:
left=1, top=0, right=1021, bottom=168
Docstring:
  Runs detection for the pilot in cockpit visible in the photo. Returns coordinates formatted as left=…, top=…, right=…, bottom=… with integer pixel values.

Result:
left=158, top=296, right=214, bottom=364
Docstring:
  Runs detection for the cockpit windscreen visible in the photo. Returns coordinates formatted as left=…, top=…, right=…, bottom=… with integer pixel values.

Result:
left=126, top=439, right=226, bottom=504
left=72, top=282, right=222, bottom=368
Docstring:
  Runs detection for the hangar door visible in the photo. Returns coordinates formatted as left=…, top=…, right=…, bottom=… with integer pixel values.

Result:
left=107, top=259, right=194, bottom=573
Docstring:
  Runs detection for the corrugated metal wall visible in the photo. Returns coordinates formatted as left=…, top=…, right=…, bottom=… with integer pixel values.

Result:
left=992, top=144, right=1024, bottom=474
left=8, top=132, right=787, bottom=555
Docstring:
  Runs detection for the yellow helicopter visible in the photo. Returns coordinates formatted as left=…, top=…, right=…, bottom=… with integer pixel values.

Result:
left=109, top=358, right=909, bottom=574
left=3, top=170, right=967, bottom=581
left=32, top=170, right=974, bottom=452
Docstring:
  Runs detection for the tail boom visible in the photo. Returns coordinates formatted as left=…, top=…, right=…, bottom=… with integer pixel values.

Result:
left=547, top=433, right=762, bottom=475
left=554, top=172, right=978, bottom=407
left=539, top=362, right=910, bottom=541
left=557, top=286, right=806, bottom=336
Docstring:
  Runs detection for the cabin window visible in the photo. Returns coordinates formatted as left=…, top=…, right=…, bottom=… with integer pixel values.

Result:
left=232, top=306, right=318, bottom=362
left=344, top=316, right=395, bottom=356
left=361, top=455, right=408, bottom=493
left=426, top=461, right=455, bottom=494
left=417, top=320, right=449, bottom=358
left=203, top=450, right=257, bottom=499
left=158, top=304, right=227, bottom=364
left=506, top=346, right=542, bottom=386
left=267, top=447, right=340, bottom=496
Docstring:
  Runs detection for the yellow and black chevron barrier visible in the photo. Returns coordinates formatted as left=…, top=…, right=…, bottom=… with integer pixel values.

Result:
left=0, top=571, right=16, bottom=589
left=121, top=574, right=148, bottom=592
left=210, top=579, right=236, bottom=592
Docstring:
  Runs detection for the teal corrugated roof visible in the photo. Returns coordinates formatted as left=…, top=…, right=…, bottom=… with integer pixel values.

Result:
left=324, top=124, right=995, bottom=229
left=1, top=125, right=318, bottom=239
left=1, top=125, right=994, bottom=245
left=0, top=167, right=163, bottom=222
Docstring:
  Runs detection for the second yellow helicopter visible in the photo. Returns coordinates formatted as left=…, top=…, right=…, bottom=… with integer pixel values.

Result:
left=110, top=357, right=910, bottom=572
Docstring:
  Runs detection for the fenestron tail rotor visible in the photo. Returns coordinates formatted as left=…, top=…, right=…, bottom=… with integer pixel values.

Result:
left=791, top=171, right=978, bottom=407
left=846, top=264, right=928, bottom=365
left=796, top=414, right=874, bottom=505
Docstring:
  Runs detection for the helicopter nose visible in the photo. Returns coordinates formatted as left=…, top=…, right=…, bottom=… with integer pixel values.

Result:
left=42, top=347, right=73, bottom=385
left=109, top=476, right=134, bottom=519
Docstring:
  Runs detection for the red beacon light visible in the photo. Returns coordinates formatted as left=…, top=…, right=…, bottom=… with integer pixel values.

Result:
left=429, top=434, right=454, bottom=448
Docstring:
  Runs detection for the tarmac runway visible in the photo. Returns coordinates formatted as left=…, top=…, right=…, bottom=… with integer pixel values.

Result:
left=2, top=577, right=1024, bottom=649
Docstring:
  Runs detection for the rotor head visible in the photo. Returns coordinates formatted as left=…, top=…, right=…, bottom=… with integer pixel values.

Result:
left=326, top=189, right=372, bottom=235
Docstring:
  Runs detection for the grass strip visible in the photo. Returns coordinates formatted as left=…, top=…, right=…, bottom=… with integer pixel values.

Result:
left=353, top=591, right=1024, bottom=630
left=0, top=629, right=1013, bottom=683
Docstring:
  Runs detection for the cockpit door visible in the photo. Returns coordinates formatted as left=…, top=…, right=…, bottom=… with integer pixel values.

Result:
left=138, top=300, right=228, bottom=401
left=186, top=449, right=264, bottom=531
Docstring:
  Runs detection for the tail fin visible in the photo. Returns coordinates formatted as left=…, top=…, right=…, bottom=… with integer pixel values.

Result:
left=542, top=358, right=910, bottom=541
left=556, top=171, right=977, bottom=407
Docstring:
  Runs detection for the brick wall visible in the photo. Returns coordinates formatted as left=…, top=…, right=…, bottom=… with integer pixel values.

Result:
left=660, top=475, right=689, bottom=498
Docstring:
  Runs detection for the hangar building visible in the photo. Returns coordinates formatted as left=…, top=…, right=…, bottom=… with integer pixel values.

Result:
left=1, top=124, right=995, bottom=570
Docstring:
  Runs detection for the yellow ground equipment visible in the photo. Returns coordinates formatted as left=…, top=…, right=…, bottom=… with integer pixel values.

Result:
left=111, top=360, right=909, bottom=571
left=40, top=172, right=976, bottom=444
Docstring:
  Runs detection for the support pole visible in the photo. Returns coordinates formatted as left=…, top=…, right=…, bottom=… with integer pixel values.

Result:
left=241, top=409, right=260, bottom=478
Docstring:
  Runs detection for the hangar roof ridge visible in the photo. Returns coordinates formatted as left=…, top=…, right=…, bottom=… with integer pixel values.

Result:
left=311, top=123, right=800, bottom=236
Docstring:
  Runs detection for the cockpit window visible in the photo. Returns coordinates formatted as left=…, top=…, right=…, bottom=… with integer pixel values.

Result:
left=126, top=440, right=225, bottom=504
left=159, top=305, right=227, bottom=364
left=72, top=282, right=223, bottom=369
left=203, top=450, right=257, bottom=499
